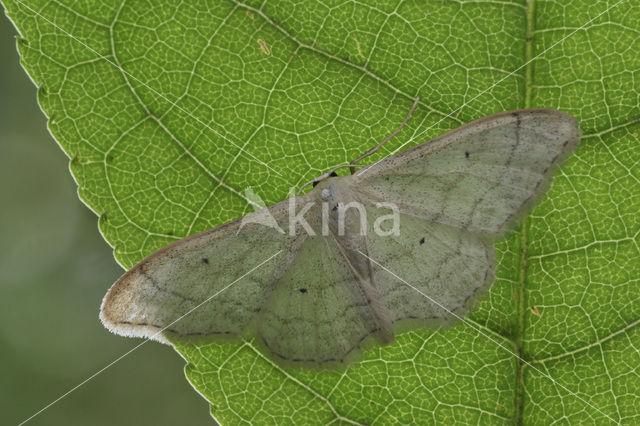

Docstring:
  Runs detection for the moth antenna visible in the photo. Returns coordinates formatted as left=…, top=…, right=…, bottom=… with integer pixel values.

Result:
left=349, top=97, right=420, bottom=174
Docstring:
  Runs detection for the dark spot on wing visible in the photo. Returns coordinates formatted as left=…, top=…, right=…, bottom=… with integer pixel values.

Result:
left=299, top=288, right=308, bottom=293
left=465, top=151, right=470, bottom=158
left=202, top=258, right=209, bottom=264
left=419, top=237, right=425, bottom=245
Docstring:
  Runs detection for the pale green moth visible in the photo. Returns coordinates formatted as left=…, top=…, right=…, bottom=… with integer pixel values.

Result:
left=101, top=108, right=580, bottom=366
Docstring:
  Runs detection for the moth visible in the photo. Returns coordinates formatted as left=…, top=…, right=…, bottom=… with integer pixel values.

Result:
left=101, top=106, right=580, bottom=365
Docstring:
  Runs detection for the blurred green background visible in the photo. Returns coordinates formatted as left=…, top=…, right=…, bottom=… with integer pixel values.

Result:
left=0, top=12, right=212, bottom=426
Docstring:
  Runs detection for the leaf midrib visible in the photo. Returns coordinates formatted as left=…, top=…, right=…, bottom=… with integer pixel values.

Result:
left=514, top=0, right=537, bottom=422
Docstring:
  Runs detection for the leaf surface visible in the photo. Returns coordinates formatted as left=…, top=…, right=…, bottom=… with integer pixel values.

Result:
left=3, top=0, right=639, bottom=423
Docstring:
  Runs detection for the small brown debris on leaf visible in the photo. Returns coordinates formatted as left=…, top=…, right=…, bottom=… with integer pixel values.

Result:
left=258, top=39, right=270, bottom=55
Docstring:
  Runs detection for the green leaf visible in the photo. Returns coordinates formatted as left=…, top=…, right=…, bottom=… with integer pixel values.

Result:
left=3, top=0, right=638, bottom=423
